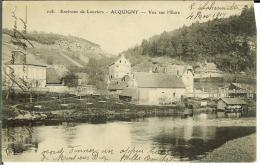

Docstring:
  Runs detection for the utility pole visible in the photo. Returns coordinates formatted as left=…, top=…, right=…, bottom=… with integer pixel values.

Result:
left=6, top=6, right=34, bottom=103
left=20, top=5, right=33, bottom=103
left=6, top=7, right=18, bottom=100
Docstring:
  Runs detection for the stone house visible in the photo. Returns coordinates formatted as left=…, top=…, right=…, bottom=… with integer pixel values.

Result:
left=119, top=72, right=186, bottom=105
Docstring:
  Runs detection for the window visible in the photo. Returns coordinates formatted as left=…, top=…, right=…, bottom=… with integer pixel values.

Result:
left=120, top=60, right=121, bottom=63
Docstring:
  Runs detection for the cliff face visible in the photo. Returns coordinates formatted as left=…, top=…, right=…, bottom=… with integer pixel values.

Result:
left=2, top=30, right=111, bottom=68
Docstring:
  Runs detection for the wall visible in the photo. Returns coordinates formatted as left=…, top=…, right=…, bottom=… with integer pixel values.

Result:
left=217, top=100, right=226, bottom=110
left=46, top=85, right=69, bottom=93
left=182, top=70, right=194, bottom=93
left=138, top=87, right=185, bottom=105
left=5, top=65, right=47, bottom=88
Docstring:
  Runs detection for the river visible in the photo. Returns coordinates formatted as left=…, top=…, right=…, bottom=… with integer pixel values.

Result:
left=2, top=114, right=256, bottom=162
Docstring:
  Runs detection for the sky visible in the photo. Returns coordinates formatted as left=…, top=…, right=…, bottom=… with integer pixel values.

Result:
left=3, top=1, right=254, bottom=55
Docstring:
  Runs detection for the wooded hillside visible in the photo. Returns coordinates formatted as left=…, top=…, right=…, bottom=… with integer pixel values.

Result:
left=123, top=6, right=256, bottom=73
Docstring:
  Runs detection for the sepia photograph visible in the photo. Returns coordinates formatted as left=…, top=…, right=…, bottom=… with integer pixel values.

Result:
left=0, top=0, right=257, bottom=162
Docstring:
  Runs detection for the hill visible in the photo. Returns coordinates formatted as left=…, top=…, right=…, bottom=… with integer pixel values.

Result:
left=2, top=29, right=112, bottom=67
left=123, top=6, right=256, bottom=73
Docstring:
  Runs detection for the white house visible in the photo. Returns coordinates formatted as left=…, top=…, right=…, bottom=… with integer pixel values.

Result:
left=5, top=64, right=47, bottom=90
left=119, top=72, right=186, bottom=105
left=108, top=55, right=131, bottom=80
left=107, top=55, right=131, bottom=93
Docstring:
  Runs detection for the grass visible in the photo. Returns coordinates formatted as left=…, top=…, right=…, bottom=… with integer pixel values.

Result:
left=200, top=133, right=256, bottom=162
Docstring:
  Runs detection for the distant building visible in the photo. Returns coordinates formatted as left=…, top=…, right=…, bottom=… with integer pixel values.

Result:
left=5, top=64, right=47, bottom=90
left=194, top=61, right=223, bottom=79
left=217, top=98, right=248, bottom=111
left=119, top=72, right=185, bottom=105
left=108, top=55, right=131, bottom=93
left=226, top=83, right=256, bottom=99
left=152, top=64, right=194, bottom=93
left=108, top=55, right=131, bottom=81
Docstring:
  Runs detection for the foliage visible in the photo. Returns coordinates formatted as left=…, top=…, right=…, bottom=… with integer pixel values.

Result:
left=123, top=6, right=256, bottom=73
left=70, top=57, right=115, bottom=90
left=63, top=72, right=79, bottom=87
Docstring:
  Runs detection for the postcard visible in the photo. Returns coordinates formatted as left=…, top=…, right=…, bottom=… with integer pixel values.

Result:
left=1, top=0, right=256, bottom=162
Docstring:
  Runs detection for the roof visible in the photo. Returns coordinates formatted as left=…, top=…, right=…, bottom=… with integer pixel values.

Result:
left=109, top=54, right=130, bottom=66
left=231, top=83, right=256, bottom=92
left=46, top=68, right=63, bottom=84
left=133, top=72, right=185, bottom=88
left=167, top=64, right=194, bottom=76
left=120, top=87, right=139, bottom=98
left=219, top=98, right=247, bottom=105
left=9, top=64, right=47, bottom=67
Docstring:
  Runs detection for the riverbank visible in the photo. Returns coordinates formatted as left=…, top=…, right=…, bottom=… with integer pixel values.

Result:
left=2, top=92, right=256, bottom=127
left=200, top=133, right=256, bottom=162
left=2, top=94, right=188, bottom=127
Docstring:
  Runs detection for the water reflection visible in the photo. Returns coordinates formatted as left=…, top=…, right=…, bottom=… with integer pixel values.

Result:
left=2, top=114, right=256, bottom=161
left=3, top=126, right=39, bottom=155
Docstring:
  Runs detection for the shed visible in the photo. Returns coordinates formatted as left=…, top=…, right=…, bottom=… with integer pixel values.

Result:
left=217, top=98, right=248, bottom=111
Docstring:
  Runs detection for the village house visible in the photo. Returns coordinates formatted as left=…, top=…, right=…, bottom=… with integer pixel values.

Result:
left=119, top=72, right=186, bottom=105
left=107, top=55, right=131, bottom=93
left=194, top=61, right=223, bottom=79
left=5, top=64, right=47, bottom=91
left=217, top=98, right=248, bottom=112
left=225, top=82, right=256, bottom=99
left=108, top=54, right=131, bottom=80
left=152, top=64, right=194, bottom=93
